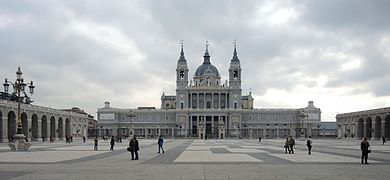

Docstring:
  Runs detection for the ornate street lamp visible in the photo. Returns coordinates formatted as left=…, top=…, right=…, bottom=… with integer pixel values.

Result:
left=298, top=110, right=308, bottom=138
left=3, top=67, right=35, bottom=151
left=127, top=110, right=136, bottom=137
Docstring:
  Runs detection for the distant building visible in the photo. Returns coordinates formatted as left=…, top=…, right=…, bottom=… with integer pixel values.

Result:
left=319, top=122, right=337, bottom=137
left=336, top=107, right=390, bottom=139
left=97, top=44, right=321, bottom=139
left=61, top=107, right=96, bottom=138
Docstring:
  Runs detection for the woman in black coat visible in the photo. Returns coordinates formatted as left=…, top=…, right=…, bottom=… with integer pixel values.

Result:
left=129, top=136, right=139, bottom=160
left=360, top=137, right=370, bottom=165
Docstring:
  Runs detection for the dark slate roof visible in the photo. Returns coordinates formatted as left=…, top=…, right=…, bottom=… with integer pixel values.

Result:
left=195, top=63, right=219, bottom=76
left=163, top=96, right=176, bottom=100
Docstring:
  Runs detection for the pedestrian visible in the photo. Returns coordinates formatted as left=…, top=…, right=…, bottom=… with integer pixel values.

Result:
left=94, top=137, right=98, bottom=151
left=361, top=137, right=371, bottom=165
left=110, top=136, right=115, bottom=151
left=258, top=137, right=262, bottom=143
left=42, top=136, right=45, bottom=142
left=70, top=136, right=73, bottom=142
left=158, top=135, right=165, bottom=153
left=83, top=136, right=86, bottom=143
left=289, top=136, right=295, bottom=154
left=307, top=136, right=313, bottom=155
left=284, top=138, right=290, bottom=154
left=129, top=136, right=139, bottom=160
left=382, top=136, right=386, bottom=145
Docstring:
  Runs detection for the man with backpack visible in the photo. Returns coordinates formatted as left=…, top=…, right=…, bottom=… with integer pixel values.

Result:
left=307, top=136, right=313, bottom=155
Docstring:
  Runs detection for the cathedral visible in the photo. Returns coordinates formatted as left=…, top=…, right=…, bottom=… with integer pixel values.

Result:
left=97, top=43, right=321, bottom=139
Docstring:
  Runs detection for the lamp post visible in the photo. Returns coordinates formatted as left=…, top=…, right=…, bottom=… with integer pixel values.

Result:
left=298, top=110, right=308, bottom=139
left=3, top=67, right=35, bottom=151
left=127, top=110, right=136, bottom=137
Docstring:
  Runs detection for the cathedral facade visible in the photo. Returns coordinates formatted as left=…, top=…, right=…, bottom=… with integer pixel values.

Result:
left=97, top=44, right=321, bottom=139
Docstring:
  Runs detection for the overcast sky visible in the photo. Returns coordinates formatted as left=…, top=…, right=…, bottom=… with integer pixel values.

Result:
left=1, top=0, right=390, bottom=121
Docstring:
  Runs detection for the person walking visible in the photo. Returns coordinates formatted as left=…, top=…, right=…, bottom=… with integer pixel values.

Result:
left=258, top=137, right=262, bottom=143
left=284, top=138, right=290, bottom=154
left=307, top=136, right=313, bottom=155
left=361, top=137, right=371, bottom=165
left=110, top=136, right=115, bottom=151
left=289, top=136, right=295, bottom=154
left=382, top=136, right=386, bottom=145
left=94, top=137, right=98, bottom=151
left=83, top=136, right=86, bottom=143
left=129, top=136, right=139, bottom=160
left=158, top=135, right=165, bottom=153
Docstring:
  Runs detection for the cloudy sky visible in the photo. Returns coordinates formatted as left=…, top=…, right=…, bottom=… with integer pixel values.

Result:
left=1, top=0, right=390, bottom=121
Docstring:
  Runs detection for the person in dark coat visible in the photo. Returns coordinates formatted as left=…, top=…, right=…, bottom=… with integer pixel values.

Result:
left=83, top=136, right=86, bottom=143
left=129, top=136, right=139, bottom=160
left=94, top=137, right=98, bottom=151
left=289, top=136, right=295, bottom=154
left=284, top=138, right=290, bottom=154
left=361, top=137, right=370, bottom=165
left=307, top=136, right=313, bottom=155
left=110, top=136, right=115, bottom=151
left=158, top=135, right=165, bottom=153
left=382, top=136, right=386, bottom=145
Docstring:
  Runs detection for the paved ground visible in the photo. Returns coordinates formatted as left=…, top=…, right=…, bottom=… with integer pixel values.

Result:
left=0, top=138, right=389, bottom=180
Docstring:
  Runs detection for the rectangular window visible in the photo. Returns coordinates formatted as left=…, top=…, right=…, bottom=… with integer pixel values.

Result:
left=234, top=102, right=238, bottom=109
left=206, top=101, right=211, bottom=109
left=181, top=102, right=184, bottom=109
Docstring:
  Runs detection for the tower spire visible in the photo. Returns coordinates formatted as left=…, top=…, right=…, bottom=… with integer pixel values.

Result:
left=231, top=40, right=240, bottom=63
left=205, top=40, right=209, bottom=55
left=178, top=40, right=186, bottom=62
left=203, top=40, right=211, bottom=64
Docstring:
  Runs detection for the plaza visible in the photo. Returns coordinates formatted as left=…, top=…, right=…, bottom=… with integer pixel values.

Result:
left=0, top=138, right=389, bottom=179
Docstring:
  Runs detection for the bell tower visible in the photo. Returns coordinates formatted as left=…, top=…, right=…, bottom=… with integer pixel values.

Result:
left=229, top=41, right=242, bottom=89
left=176, top=41, right=189, bottom=110
left=176, top=42, right=189, bottom=89
left=229, top=41, right=242, bottom=109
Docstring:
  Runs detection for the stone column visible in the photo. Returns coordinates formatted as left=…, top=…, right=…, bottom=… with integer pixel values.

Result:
left=362, top=121, right=367, bottom=138
left=190, top=93, right=193, bottom=108
left=276, top=128, right=279, bottom=138
left=371, top=121, right=376, bottom=139
left=47, top=121, right=51, bottom=140
left=381, top=119, right=386, bottom=137
left=211, top=93, right=214, bottom=109
left=249, top=128, right=253, bottom=139
left=225, top=94, right=228, bottom=109
left=203, top=93, right=206, bottom=109
left=2, top=116, right=8, bottom=143
left=218, top=93, right=221, bottom=109
left=197, top=93, right=199, bottom=109
left=37, top=119, right=42, bottom=141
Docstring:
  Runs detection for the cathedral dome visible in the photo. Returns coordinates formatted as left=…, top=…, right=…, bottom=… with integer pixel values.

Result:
left=195, top=63, right=219, bottom=76
left=195, top=43, right=219, bottom=77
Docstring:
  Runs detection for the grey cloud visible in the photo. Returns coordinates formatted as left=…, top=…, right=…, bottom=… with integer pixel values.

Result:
left=1, top=0, right=390, bottom=119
